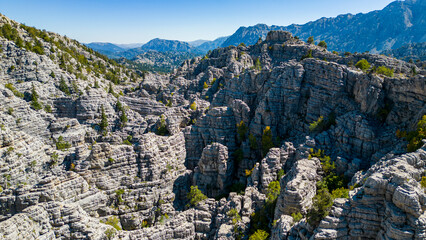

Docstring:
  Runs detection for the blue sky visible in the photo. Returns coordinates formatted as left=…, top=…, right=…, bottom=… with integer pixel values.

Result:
left=0, top=0, right=395, bottom=44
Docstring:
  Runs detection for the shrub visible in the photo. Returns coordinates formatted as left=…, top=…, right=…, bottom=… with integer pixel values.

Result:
left=261, top=126, right=274, bottom=157
left=307, top=188, right=333, bottom=226
left=7, top=107, right=13, bottom=115
left=291, top=212, right=303, bottom=224
left=120, top=109, right=127, bottom=128
left=307, top=36, right=314, bottom=44
left=166, top=99, right=172, bottom=107
left=5, top=83, right=24, bottom=98
left=245, top=168, right=254, bottom=177
left=94, top=80, right=100, bottom=88
left=115, top=189, right=125, bottom=203
left=233, top=147, right=244, bottom=164
left=277, top=169, right=285, bottom=180
left=249, top=133, right=258, bottom=150
left=318, top=40, right=327, bottom=49
left=249, top=229, right=269, bottom=240
left=331, top=187, right=349, bottom=199
left=266, top=180, right=280, bottom=203
left=103, top=216, right=121, bottom=231
left=254, top=58, right=262, bottom=71
left=157, top=115, right=169, bottom=136
left=56, top=136, right=71, bottom=150
left=30, top=84, right=42, bottom=110
left=421, top=176, right=426, bottom=188
left=203, top=82, right=208, bottom=89
left=309, top=113, right=335, bottom=133
left=309, top=116, right=324, bottom=132
left=355, top=59, right=370, bottom=71
left=99, top=105, right=108, bottom=134
left=44, top=104, right=52, bottom=113
left=301, top=49, right=313, bottom=60
left=59, top=77, right=70, bottom=95
left=406, top=115, right=426, bottom=152
left=376, top=66, right=394, bottom=77
left=227, top=208, right=241, bottom=225
left=190, top=102, right=197, bottom=111
left=238, top=42, right=246, bottom=47
left=236, top=121, right=248, bottom=142
left=187, top=185, right=207, bottom=207
left=104, top=228, right=116, bottom=240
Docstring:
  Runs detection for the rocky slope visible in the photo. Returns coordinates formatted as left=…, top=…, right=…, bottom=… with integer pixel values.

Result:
left=0, top=12, right=425, bottom=240
left=222, top=0, right=426, bottom=53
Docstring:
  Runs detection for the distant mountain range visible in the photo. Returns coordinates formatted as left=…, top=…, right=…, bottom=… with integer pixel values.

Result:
left=381, top=42, right=426, bottom=61
left=221, top=0, right=425, bottom=53
left=85, top=0, right=425, bottom=71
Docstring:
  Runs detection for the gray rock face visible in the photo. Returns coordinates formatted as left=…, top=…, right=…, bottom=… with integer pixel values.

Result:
left=185, top=107, right=237, bottom=169
left=0, top=12, right=425, bottom=240
left=193, top=143, right=233, bottom=197
left=314, top=145, right=426, bottom=240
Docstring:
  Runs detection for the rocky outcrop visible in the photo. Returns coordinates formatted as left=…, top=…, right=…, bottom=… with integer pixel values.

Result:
left=193, top=143, right=233, bottom=197
left=314, top=144, right=426, bottom=239
left=0, top=14, right=425, bottom=240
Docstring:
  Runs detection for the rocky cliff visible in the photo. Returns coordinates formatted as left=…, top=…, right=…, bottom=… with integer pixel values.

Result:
left=0, top=12, right=425, bottom=240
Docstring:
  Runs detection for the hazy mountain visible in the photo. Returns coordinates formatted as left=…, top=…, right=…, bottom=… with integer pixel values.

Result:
left=197, top=36, right=229, bottom=53
left=141, top=38, right=201, bottom=54
left=188, top=39, right=209, bottom=47
left=222, top=0, right=426, bottom=53
left=116, top=43, right=144, bottom=49
left=84, top=42, right=124, bottom=54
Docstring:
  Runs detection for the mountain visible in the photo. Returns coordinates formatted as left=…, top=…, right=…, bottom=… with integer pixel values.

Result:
left=221, top=24, right=281, bottom=47
left=1, top=7, right=425, bottom=238
left=115, top=43, right=144, bottom=49
left=196, top=36, right=229, bottom=53
left=85, top=42, right=125, bottom=54
left=141, top=38, right=201, bottom=54
left=381, top=42, right=426, bottom=61
left=117, top=50, right=199, bottom=73
left=222, top=0, right=426, bottom=53
left=188, top=39, right=209, bottom=47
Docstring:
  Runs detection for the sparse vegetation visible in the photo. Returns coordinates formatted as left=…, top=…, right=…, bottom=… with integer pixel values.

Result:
left=421, top=176, right=426, bottom=188
left=254, top=58, right=262, bottom=71
left=376, top=66, right=394, bottom=77
left=55, top=136, right=71, bottom=151
left=5, top=83, right=24, bottom=98
left=307, top=36, right=314, bottom=44
left=309, top=112, right=336, bottom=133
left=227, top=208, right=241, bottom=224
left=318, top=40, right=327, bottom=49
left=157, top=115, right=169, bottom=136
left=187, top=185, right=207, bottom=207
left=301, top=49, right=313, bottom=60
left=249, top=229, right=269, bottom=240
left=355, top=59, right=370, bottom=71
left=396, top=115, right=426, bottom=152
left=261, top=126, right=274, bottom=157
left=291, top=212, right=303, bottom=224
left=30, top=84, right=42, bottom=110
left=102, top=216, right=121, bottom=231
left=236, top=121, right=248, bottom=142
left=99, top=105, right=108, bottom=135
left=190, top=101, right=197, bottom=111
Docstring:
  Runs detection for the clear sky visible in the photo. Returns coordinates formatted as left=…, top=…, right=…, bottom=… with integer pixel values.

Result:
left=0, top=0, right=395, bottom=44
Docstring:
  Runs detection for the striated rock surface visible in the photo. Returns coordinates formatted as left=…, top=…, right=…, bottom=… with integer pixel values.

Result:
left=0, top=16, right=424, bottom=240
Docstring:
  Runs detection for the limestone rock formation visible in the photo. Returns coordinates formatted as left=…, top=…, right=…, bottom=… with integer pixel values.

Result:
left=0, top=15, right=424, bottom=240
